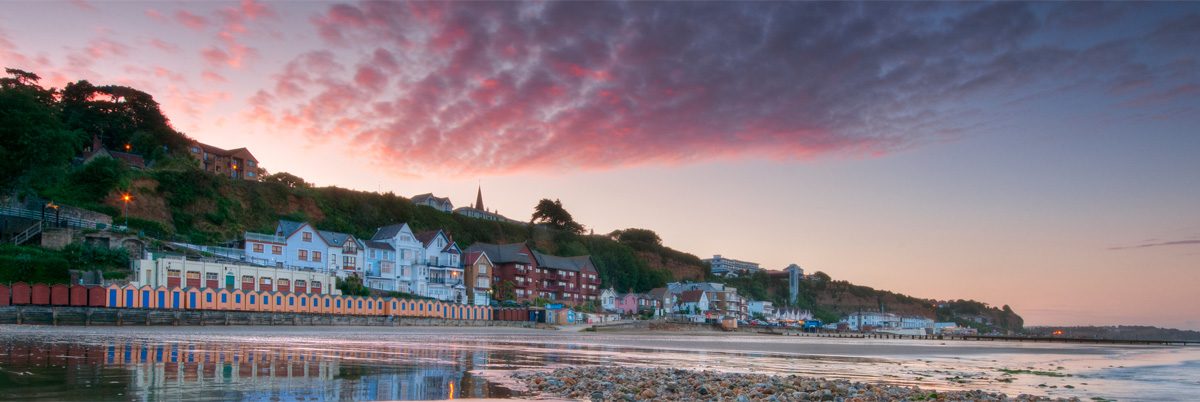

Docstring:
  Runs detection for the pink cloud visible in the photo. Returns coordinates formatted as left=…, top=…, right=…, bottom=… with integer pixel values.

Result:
left=70, top=0, right=98, bottom=12
left=145, top=9, right=165, bottom=22
left=148, top=38, right=180, bottom=53
left=175, top=10, right=210, bottom=31
left=251, top=2, right=1200, bottom=177
left=201, top=70, right=228, bottom=83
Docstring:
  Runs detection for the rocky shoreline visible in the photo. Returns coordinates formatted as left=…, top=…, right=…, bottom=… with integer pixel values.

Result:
left=513, top=367, right=1077, bottom=401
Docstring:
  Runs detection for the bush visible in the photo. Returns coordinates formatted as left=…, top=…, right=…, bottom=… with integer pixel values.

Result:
left=0, top=245, right=72, bottom=283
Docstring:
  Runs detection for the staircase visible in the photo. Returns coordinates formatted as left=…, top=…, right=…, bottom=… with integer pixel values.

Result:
left=12, top=221, right=41, bottom=245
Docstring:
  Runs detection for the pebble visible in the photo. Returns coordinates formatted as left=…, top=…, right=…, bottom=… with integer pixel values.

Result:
left=512, top=366, right=1079, bottom=401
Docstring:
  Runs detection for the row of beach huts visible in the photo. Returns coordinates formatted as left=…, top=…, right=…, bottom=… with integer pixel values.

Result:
left=0, top=282, right=537, bottom=322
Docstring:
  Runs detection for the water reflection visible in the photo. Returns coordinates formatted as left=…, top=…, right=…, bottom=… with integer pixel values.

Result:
left=0, top=338, right=514, bottom=401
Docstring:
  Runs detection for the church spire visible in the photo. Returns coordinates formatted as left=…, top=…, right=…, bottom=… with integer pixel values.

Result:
left=475, top=184, right=484, bottom=211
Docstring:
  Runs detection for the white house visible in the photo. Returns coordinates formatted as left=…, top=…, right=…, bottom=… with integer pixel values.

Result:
left=845, top=311, right=901, bottom=331
left=600, top=288, right=618, bottom=311
left=364, top=240, right=397, bottom=291
left=243, top=220, right=365, bottom=278
left=416, top=229, right=465, bottom=303
left=748, top=300, right=775, bottom=319
left=676, top=290, right=710, bottom=315
left=411, top=193, right=454, bottom=212
left=369, top=223, right=426, bottom=294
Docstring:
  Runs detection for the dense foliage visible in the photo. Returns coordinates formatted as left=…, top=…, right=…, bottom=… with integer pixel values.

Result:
left=0, top=243, right=130, bottom=283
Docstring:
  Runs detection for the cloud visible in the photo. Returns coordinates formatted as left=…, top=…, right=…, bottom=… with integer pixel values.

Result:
left=257, top=2, right=1200, bottom=176
left=175, top=10, right=210, bottom=31
left=1109, top=239, right=1200, bottom=251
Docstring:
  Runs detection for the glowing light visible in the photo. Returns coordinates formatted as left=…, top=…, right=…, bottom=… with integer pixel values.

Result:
left=122, top=194, right=132, bottom=202
left=124, top=143, right=131, bottom=151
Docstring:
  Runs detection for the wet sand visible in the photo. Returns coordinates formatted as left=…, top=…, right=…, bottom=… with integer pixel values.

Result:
left=0, top=325, right=1196, bottom=401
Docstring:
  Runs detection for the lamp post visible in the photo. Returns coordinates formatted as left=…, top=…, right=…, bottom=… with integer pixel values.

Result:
left=42, top=201, right=59, bottom=227
left=121, top=193, right=132, bottom=228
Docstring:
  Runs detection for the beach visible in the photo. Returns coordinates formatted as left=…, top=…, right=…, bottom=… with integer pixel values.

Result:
left=0, top=326, right=1195, bottom=401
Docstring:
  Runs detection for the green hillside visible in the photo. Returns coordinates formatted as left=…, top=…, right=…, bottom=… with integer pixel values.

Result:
left=2, top=68, right=1023, bottom=330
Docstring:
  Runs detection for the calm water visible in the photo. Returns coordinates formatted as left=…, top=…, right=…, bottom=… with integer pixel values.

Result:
left=0, top=326, right=1197, bottom=401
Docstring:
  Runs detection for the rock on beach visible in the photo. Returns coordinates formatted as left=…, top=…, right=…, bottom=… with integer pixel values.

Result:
left=512, top=366, right=1077, bottom=401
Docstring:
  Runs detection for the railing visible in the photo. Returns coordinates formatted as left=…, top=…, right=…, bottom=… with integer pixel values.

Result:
left=169, top=242, right=246, bottom=260
left=244, top=232, right=285, bottom=243
left=0, top=205, right=125, bottom=232
left=12, top=221, right=42, bottom=245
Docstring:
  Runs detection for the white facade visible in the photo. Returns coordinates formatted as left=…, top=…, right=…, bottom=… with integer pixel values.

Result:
left=846, top=311, right=901, bottom=331
left=748, top=300, right=775, bottom=318
left=677, top=291, right=710, bottom=315
left=243, top=221, right=365, bottom=279
left=704, top=254, right=762, bottom=277
left=364, top=241, right=397, bottom=291
left=369, top=223, right=427, bottom=294
left=418, top=230, right=465, bottom=303
left=600, top=288, right=617, bottom=311
left=132, top=256, right=340, bottom=295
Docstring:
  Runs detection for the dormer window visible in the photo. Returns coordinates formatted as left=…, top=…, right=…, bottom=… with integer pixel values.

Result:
left=302, top=232, right=312, bottom=242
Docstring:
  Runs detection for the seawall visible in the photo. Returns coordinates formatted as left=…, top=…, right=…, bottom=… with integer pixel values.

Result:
left=0, top=306, right=541, bottom=328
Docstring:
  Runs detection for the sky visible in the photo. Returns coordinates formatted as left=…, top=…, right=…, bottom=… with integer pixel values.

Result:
left=3, top=1, right=1198, bottom=330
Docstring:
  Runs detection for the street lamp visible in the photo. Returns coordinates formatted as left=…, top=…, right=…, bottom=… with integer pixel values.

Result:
left=121, top=193, right=132, bottom=228
left=42, top=201, right=60, bottom=227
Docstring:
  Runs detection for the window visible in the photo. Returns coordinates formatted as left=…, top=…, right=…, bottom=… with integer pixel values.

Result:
left=186, top=271, right=201, bottom=280
left=312, top=251, right=322, bottom=262
left=298, top=250, right=308, bottom=260
left=303, top=232, right=312, bottom=242
left=370, top=250, right=376, bottom=258
left=312, top=281, right=321, bottom=290
left=253, top=243, right=264, bottom=253
left=167, top=269, right=181, bottom=277
left=343, top=256, right=356, bottom=266
left=272, top=245, right=282, bottom=255
left=295, top=279, right=306, bottom=289
left=205, top=272, right=218, bottom=281
left=260, top=277, right=272, bottom=286
left=278, top=278, right=290, bottom=288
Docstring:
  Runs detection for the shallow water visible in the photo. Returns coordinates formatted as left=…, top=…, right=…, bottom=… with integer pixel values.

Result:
left=0, top=326, right=1196, bottom=401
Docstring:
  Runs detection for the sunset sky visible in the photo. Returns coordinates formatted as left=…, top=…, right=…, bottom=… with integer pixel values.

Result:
left=3, top=1, right=1198, bottom=329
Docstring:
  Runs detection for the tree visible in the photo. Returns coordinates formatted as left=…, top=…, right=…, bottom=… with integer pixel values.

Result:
left=0, top=69, right=82, bottom=191
left=263, top=172, right=310, bottom=188
left=611, top=228, right=662, bottom=251
left=531, top=199, right=584, bottom=234
left=493, top=280, right=516, bottom=301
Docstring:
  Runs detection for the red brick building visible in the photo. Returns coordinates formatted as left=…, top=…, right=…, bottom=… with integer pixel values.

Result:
left=466, top=243, right=600, bottom=305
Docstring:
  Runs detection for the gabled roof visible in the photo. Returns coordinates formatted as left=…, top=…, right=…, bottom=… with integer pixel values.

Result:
left=679, top=290, right=707, bottom=303
left=412, top=193, right=452, bottom=206
left=531, top=251, right=596, bottom=273
left=465, top=243, right=532, bottom=264
left=194, top=141, right=258, bottom=162
left=277, top=220, right=305, bottom=237
left=648, top=288, right=672, bottom=300
left=414, top=230, right=441, bottom=246
left=463, top=251, right=491, bottom=266
left=318, top=230, right=357, bottom=247
left=371, top=223, right=411, bottom=241
left=365, top=240, right=394, bottom=251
